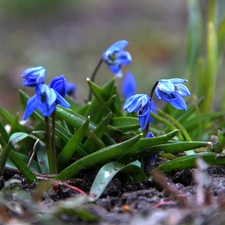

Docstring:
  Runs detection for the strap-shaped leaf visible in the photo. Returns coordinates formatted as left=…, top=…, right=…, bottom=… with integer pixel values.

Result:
left=156, top=152, right=225, bottom=173
left=88, top=160, right=146, bottom=202
left=111, top=117, right=140, bottom=132
left=55, top=133, right=142, bottom=180
left=121, top=141, right=211, bottom=163
left=56, top=107, right=121, bottom=141
left=83, top=113, right=113, bottom=153
left=57, top=117, right=90, bottom=171
left=118, top=129, right=179, bottom=163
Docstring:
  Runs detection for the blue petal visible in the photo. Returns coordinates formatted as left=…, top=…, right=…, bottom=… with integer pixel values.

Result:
left=105, top=40, right=129, bottom=53
left=123, top=94, right=143, bottom=111
left=50, top=75, right=67, bottom=97
left=122, top=72, right=136, bottom=99
left=115, top=51, right=132, bottom=66
left=149, top=100, right=157, bottom=124
left=66, top=82, right=77, bottom=96
left=37, top=101, right=56, bottom=117
left=170, top=78, right=188, bottom=84
left=158, top=80, right=175, bottom=93
left=138, top=104, right=150, bottom=130
left=55, top=92, right=70, bottom=108
left=22, top=95, right=38, bottom=120
left=21, top=66, right=44, bottom=78
left=146, top=132, right=155, bottom=138
left=37, top=84, right=57, bottom=107
left=169, top=94, right=187, bottom=110
left=175, top=84, right=191, bottom=97
left=108, top=64, right=123, bottom=77
left=157, top=90, right=176, bottom=102
left=155, top=87, right=162, bottom=100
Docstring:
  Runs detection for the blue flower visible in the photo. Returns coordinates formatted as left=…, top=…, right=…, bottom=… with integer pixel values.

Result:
left=155, top=78, right=191, bottom=110
left=23, top=84, right=70, bottom=120
left=50, top=75, right=66, bottom=97
left=102, top=40, right=132, bottom=78
left=21, top=66, right=46, bottom=87
left=122, top=72, right=136, bottom=99
left=66, top=82, right=77, bottom=98
left=123, top=94, right=156, bottom=130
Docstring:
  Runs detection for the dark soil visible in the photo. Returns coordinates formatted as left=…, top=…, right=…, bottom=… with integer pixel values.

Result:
left=1, top=163, right=225, bottom=225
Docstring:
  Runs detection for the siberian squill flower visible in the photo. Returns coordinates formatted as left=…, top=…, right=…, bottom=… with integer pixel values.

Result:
left=21, top=66, right=46, bottom=87
left=123, top=94, right=156, bottom=130
left=23, top=83, right=70, bottom=120
left=122, top=72, right=136, bottom=99
left=50, top=75, right=67, bottom=97
left=102, top=40, right=132, bottom=78
left=155, top=78, right=191, bottom=110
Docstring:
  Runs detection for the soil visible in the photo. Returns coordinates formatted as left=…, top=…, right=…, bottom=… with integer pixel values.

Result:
left=1, top=162, right=225, bottom=225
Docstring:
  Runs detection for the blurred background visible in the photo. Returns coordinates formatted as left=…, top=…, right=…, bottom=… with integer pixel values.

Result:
left=0, top=0, right=224, bottom=113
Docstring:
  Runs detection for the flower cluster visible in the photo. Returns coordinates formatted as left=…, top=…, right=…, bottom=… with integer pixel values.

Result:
left=21, top=66, right=72, bottom=120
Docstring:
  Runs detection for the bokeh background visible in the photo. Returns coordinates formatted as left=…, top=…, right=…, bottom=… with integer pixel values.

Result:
left=0, top=0, right=224, bottom=113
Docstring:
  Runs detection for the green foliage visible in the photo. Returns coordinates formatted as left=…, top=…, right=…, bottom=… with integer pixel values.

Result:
left=1, top=0, right=225, bottom=204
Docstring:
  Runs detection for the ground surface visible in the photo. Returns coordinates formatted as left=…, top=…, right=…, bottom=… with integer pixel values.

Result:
left=1, top=161, right=225, bottom=225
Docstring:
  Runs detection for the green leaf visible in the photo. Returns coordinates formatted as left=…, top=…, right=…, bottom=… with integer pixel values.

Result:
left=91, top=95, right=116, bottom=124
left=200, top=22, right=218, bottom=112
left=57, top=117, right=90, bottom=171
left=87, top=78, right=123, bottom=117
left=186, top=0, right=202, bottom=80
left=88, top=160, right=146, bottom=202
left=0, top=121, right=9, bottom=143
left=36, top=142, right=49, bottom=174
left=9, top=132, right=30, bottom=145
left=0, top=142, right=12, bottom=175
left=9, top=150, right=38, bottom=183
left=150, top=112, right=184, bottom=140
left=118, top=129, right=179, bottom=163
left=84, top=78, right=116, bottom=117
left=55, top=133, right=142, bottom=180
left=124, top=141, right=211, bottom=163
left=156, top=152, right=225, bottom=173
left=56, top=107, right=121, bottom=141
left=217, top=15, right=225, bottom=59
left=6, top=152, right=41, bottom=174
left=111, top=117, right=140, bottom=132
left=83, top=113, right=113, bottom=153
left=0, top=107, right=27, bottom=133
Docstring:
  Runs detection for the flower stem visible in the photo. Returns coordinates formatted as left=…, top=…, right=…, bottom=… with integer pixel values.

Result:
left=88, top=58, right=103, bottom=101
left=144, top=80, right=159, bottom=135
left=45, top=116, right=57, bottom=174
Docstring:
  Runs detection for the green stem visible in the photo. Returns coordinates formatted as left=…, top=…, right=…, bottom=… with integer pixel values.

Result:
left=45, top=116, right=57, bottom=174
left=143, top=80, right=159, bottom=136
left=88, top=58, right=103, bottom=101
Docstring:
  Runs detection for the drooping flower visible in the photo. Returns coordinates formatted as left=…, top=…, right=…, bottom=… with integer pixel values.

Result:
left=23, top=83, right=70, bottom=120
left=21, top=66, right=46, bottom=87
left=155, top=78, right=191, bottom=110
left=50, top=75, right=67, bottom=97
left=123, top=94, right=156, bottom=130
left=102, top=40, right=132, bottom=78
left=122, top=72, right=136, bottom=99
left=66, top=82, right=77, bottom=98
